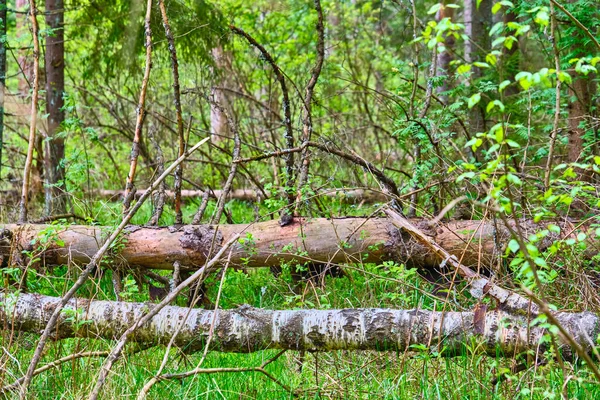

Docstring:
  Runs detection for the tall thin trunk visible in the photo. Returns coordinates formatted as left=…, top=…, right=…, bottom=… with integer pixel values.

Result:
left=464, top=0, right=492, bottom=134
left=567, top=76, right=594, bottom=165
left=157, top=0, right=185, bottom=224
left=16, top=0, right=43, bottom=196
left=435, top=1, right=455, bottom=102
left=43, top=0, right=66, bottom=215
left=209, top=47, right=231, bottom=142
left=18, top=0, right=41, bottom=223
left=500, top=7, right=519, bottom=98
left=123, top=0, right=153, bottom=215
left=0, top=0, right=6, bottom=181
left=16, top=0, right=33, bottom=94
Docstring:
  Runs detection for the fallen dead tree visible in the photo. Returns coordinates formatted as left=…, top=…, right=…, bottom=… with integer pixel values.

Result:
left=1, top=218, right=595, bottom=271
left=95, top=188, right=389, bottom=202
left=0, top=188, right=389, bottom=204
left=1, top=292, right=598, bottom=358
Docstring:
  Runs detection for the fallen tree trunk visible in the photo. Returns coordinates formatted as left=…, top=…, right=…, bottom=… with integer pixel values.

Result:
left=94, top=188, right=388, bottom=202
left=0, top=188, right=389, bottom=204
left=1, top=292, right=598, bottom=359
left=1, top=218, right=595, bottom=271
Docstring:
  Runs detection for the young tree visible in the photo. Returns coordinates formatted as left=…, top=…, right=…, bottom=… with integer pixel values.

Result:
left=463, top=0, right=492, bottom=134
left=0, top=0, right=6, bottom=180
left=43, top=0, right=66, bottom=214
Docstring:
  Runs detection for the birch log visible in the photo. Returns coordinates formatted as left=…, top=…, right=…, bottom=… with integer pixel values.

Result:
left=1, top=218, right=595, bottom=271
left=1, top=292, right=598, bottom=359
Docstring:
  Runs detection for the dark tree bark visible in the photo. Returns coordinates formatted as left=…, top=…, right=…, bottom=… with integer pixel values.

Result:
left=0, top=0, right=6, bottom=181
left=435, top=0, right=456, bottom=102
left=43, top=0, right=67, bottom=214
left=464, top=0, right=492, bottom=134
left=567, top=75, right=595, bottom=168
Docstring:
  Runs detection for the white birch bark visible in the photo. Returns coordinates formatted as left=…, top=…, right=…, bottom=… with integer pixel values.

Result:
left=1, top=292, right=598, bottom=359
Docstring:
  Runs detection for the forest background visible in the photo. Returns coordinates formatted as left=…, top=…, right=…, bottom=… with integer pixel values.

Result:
left=0, top=0, right=600, bottom=398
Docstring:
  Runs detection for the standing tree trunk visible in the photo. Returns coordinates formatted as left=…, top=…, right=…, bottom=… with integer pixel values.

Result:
left=0, top=0, right=6, bottom=181
left=464, top=0, right=492, bottom=134
left=16, top=0, right=33, bottom=94
left=210, top=47, right=231, bottom=142
left=18, top=0, right=41, bottom=223
left=435, top=0, right=455, bottom=103
left=16, top=0, right=43, bottom=197
left=567, top=76, right=595, bottom=165
left=43, top=0, right=66, bottom=215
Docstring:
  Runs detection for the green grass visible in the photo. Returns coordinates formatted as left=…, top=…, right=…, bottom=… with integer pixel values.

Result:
left=1, top=199, right=600, bottom=399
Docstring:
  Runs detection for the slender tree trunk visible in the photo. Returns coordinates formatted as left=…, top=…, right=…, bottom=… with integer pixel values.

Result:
left=464, top=0, right=492, bottom=134
left=18, top=0, right=41, bottom=223
left=210, top=47, right=231, bottom=142
left=1, top=292, right=599, bottom=360
left=0, top=0, right=6, bottom=181
left=43, top=0, right=66, bottom=215
left=500, top=7, right=520, bottom=98
left=15, top=0, right=43, bottom=197
left=123, top=0, right=153, bottom=215
left=16, top=0, right=33, bottom=94
left=435, top=0, right=455, bottom=102
left=567, top=75, right=594, bottom=166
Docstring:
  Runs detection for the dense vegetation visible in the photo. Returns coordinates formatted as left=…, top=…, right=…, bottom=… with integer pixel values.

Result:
left=0, top=0, right=600, bottom=398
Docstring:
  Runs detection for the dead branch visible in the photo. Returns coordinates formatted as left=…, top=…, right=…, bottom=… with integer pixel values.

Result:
left=123, top=0, right=154, bottom=215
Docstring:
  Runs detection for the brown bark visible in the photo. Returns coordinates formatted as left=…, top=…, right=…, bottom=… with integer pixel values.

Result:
left=0, top=0, right=6, bottom=181
left=1, top=292, right=599, bottom=359
left=210, top=47, right=231, bottom=142
left=157, top=0, right=185, bottom=224
left=567, top=75, right=594, bottom=166
left=43, top=0, right=66, bottom=215
left=435, top=1, right=455, bottom=102
left=1, top=218, right=594, bottom=271
left=15, top=0, right=33, bottom=95
left=18, top=0, right=41, bottom=223
left=464, top=0, right=492, bottom=134
left=123, top=0, right=153, bottom=214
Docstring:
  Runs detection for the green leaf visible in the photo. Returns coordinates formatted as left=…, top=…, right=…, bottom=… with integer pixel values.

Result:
left=548, top=224, right=561, bottom=233
left=457, top=64, right=472, bottom=74
left=535, top=9, right=549, bottom=27
left=468, top=93, right=481, bottom=109
left=498, top=80, right=511, bottom=92
left=508, top=239, right=520, bottom=253
left=427, top=3, right=442, bottom=14
left=456, top=171, right=476, bottom=182
left=534, top=257, right=548, bottom=268
left=492, top=36, right=506, bottom=48
left=473, top=61, right=491, bottom=68
left=490, top=22, right=504, bottom=36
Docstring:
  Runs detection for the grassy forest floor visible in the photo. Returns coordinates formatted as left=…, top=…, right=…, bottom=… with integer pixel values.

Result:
left=2, top=199, right=599, bottom=399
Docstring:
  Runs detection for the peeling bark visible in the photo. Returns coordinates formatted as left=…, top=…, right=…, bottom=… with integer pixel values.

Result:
left=1, top=292, right=599, bottom=359
left=1, top=218, right=594, bottom=271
